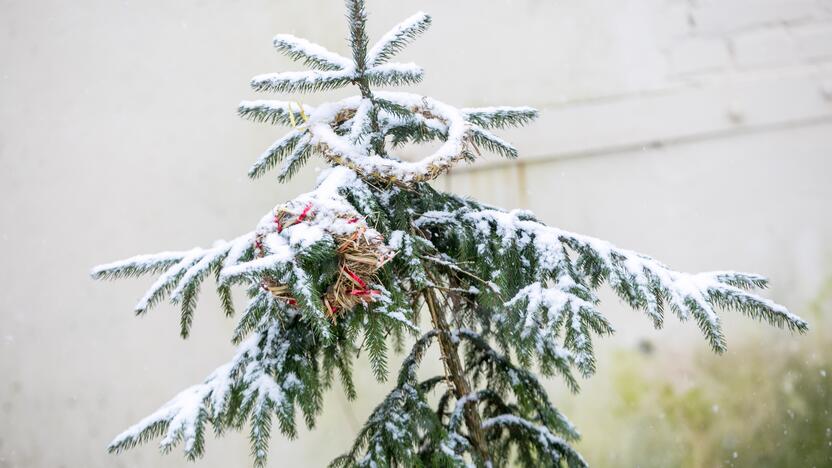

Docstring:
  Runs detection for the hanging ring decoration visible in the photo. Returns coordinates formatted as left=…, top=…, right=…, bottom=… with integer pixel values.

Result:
left=304, top=92, right=476, bottom=185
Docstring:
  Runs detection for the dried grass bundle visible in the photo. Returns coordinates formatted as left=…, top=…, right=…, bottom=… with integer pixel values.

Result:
left=260, top=204, right=394, bottom=320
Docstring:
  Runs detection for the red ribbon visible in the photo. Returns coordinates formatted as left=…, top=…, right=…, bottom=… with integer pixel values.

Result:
left=344, top=267, right=367, bottom=289
left=297, top=202, right=313, bottom=223
left=350, top=289, right=380, bottom=296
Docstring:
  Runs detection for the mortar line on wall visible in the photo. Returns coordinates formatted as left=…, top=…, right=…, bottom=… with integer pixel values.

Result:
left=453, top=114, right=832, bottom=175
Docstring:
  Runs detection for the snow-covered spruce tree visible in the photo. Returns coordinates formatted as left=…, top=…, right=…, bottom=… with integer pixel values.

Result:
left=92, top=2, right=807, bottom=467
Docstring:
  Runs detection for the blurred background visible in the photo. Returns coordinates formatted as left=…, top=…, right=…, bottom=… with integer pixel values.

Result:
left=1, top=0, right=830, bottom=466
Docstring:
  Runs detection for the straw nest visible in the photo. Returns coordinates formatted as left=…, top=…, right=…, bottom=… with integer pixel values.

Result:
left=257, top=203, right=394, bottom=320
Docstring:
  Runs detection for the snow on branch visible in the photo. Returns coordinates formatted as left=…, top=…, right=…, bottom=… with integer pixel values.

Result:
left=438, top=390, right=488, bottom=463
left=250, top=11, right=432, bottom=96
left=243, top=90, right=534, bottom=182
left=248, top=131, right=307, bottom=179
left=276, top=135, right=314, bottom=182
left=504, top=279, right=607, bottom=379
left=347, top=98, right=374, bottom=149
left=415, top=206, right=807, bottom=369
left=218, top=249, right=292, bottom=284
left=250, top=70, right=355, bottom=94
left=248, top=63, right=424, bottom=95
left=461, top=106, right=539, bottom=129
left=91, top=250, right=193, bottom=280
left=482, top=415, right=587, bottom=468
left=437, top=332, right=582, bottom=466
left=238, top=100, right=315, bottom=127
left=332, top=330, right=447, bottom=467
left=468, top=124, right=518, bottom=159
left=457, top=329, right=579, bottom=438
left=92, top=235, right=252, bottom=328
left=107, top=321, right=294, bottom=461
left=92, top=167, right=371, bottom=342
left=244, top=5, right=434, bottom=102
left=550, top=218, right=809, bottom=349
left=367, top=11, right=432, bottom=66
left=272, top=34, right=353, bottom=71
left=340, top=386, right=437, bottom=467
left=365, top=62, right=424, bottom=87
left=166, top=241, right=241, bottom=337
left=345, top=0, right=369, bottom=70
left=475, top=208, right=805, bottom=341
left=108, top=319, right=316, bottom=466
left=306, top=92, right=469, bottom=183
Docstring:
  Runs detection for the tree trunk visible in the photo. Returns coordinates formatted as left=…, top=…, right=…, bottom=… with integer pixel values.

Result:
left=423, top=287, right=491, bottom=465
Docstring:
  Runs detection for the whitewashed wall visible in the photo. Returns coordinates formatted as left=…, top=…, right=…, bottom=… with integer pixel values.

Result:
left=1, top=0, right=830, bottom=466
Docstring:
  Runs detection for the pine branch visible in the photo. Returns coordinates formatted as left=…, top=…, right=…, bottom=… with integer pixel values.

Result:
left=366, top=63, right=424, bottom=88
left=276, top=135, right=313, bottom=182
left=238, top=100, right=315, bottom=127
left=505, top=279, right=613, bottom=377
left=133, top=250, right=205, bottom=314
left=481, top=415, right=586, bottom=468
left=373, top=97, right=415, bottom=120
left=331, top=330, right=453, bottom=467
left=347, top=98, right=375, bottom=148
left=367, top=11, right=432, bottom=67
left=250, top=70, right=354, bottom=94
left=170, top=242, right=235, bottom=337
left=108, top=314, right=340, bottom=467
left=93, top=238, right=245, bottom=324
left=248, top=130, right=305, bottom=179
left=345, top=0, right=369, bottom=73
left=362, top=310, right=389, bottom=381
left=457, top=330, right=579, bottom=440
left=108, top=320, right=295, bottom=460
left=434, top=330, right=583, bottom=466
left=215, top=267, right=236, bottom=318
left=91, top=251, right=191, bottom=280
left=272, top=34, right=352, bottom=71
left=232, top=290, right=275, bottom=344
left=414, top=204, right=806, bottom=375
left=461, top=106, right=539, bottom=129
left=468, top=125, right=519, bottom=159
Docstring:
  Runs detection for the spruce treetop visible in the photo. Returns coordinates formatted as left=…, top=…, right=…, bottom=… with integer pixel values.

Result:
left=93, top=1, right=807, bottom=466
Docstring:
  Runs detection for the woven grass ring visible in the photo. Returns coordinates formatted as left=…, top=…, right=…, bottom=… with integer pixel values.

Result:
left=307, top=93, right=474, bottom=185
